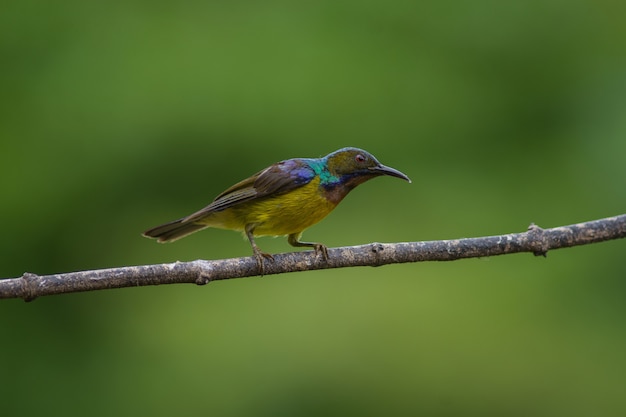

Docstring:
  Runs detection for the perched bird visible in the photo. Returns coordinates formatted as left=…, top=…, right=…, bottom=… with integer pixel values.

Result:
left=143, top=147, right=410, bottom=272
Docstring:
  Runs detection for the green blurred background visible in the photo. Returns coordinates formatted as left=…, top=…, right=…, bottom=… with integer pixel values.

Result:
left=2, top=0, right=625, bottom=415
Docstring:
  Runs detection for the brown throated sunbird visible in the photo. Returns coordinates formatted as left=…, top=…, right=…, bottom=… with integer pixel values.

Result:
left=143, top=147, right=411, bottom=272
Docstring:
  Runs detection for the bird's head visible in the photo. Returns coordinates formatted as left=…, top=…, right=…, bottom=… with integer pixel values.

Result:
left=320, top=148, right=410, bottom=205
left=325, top=147, right=411, bottom=186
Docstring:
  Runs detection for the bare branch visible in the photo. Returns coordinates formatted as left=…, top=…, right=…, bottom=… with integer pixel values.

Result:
left=2, top=214, right=625, bottom=301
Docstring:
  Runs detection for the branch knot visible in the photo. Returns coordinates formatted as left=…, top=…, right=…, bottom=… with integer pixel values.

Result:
left=527, top=223, right=549, bottom=257
left=21, top=272, right=39, bottom=302
left=370, top=242, right=385, bottom=266
left=191, top=261, right=213, bottom=285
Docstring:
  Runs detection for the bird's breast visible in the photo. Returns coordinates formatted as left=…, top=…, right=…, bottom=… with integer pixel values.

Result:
left=197, top=177, right=339, bottom=236
left=250, top=178, right=338, bottom=236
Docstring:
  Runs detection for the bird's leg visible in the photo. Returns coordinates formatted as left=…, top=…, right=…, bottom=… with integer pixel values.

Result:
left=287, top=233, right=329, bottom=261
left=245, top=224, right=274, bottom=274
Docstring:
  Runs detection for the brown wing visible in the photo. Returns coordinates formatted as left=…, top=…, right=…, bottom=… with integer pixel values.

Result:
left=182, top=159, right=315, bottom=223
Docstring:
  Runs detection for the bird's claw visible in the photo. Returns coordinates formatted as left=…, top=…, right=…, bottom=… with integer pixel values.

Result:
left=314, top=244, right=329, bottom=261
left=254, top=250, right=274, bottom=276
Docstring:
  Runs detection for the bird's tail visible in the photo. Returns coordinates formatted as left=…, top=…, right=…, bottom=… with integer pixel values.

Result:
left=143, top=218, right=208, bottom=242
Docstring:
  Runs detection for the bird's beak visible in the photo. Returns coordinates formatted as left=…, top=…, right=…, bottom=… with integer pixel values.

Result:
left=369, top=164, right=411, bottom=183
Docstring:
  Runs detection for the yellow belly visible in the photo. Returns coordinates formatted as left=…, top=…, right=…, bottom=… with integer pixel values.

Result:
left=196, top=177, right=338, bottom=236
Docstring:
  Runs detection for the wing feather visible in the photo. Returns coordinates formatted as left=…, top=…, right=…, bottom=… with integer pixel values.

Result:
left=183, top=159, right=316, bottom=223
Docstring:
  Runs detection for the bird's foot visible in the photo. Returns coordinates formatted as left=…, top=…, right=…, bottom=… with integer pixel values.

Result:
left=286, top=234, right=329, bottom=262
left=253, top=249, right=274, bottom=276
left=313, top=243, right=329, bottom=261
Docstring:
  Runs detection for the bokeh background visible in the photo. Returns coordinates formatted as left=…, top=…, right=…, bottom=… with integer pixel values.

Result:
left=2, top=0, right=625, bottom=415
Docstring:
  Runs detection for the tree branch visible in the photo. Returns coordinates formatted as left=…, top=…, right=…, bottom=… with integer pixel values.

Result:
left=2, top=214, right=625, bottom=301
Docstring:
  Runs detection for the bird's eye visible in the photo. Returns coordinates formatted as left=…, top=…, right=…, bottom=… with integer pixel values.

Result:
left=355, top=154, right=366, bottom=163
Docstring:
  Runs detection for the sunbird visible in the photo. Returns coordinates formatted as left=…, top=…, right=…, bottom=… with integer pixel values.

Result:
left=143, top=147, right=410, bottom=271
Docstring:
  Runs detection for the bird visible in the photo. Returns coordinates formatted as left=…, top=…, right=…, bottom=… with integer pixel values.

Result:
left=143, top=147, right=411, bottom=273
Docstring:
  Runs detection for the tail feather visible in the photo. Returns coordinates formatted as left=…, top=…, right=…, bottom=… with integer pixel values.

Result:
left=143, top=218, right=208, bottom=242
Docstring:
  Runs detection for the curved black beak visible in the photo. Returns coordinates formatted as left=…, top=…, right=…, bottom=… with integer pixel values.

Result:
left=369, top=164, right=411, bottom=183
